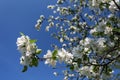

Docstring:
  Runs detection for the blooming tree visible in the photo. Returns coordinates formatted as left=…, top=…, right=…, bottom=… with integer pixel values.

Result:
left=17, top=0, right=120, bottom=80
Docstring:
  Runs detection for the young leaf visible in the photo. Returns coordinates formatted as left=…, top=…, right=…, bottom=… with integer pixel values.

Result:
left=52, top=50, right=58, bottom=60
left=20, top=32, right=25, bottom=36
left=52, top=50, right=58, bottom=56
left=29, top=39, right=37, bottom=44
left=70, top=65, right=74, bottom=71
left=22, top=66, right=28, bottom=72
left=83, top=54, right=88, bottom=61
left=36, top=49, right=42, bottom=54
left=32, top=57, right=38, bottom=67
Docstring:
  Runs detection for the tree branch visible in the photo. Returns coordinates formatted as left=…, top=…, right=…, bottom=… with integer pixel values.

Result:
left=112, top=0, right=120, bottom=10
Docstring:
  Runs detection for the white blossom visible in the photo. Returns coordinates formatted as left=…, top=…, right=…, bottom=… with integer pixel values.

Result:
left=92, top=0, right=96, bottom=7
left=80, top=37, right=93, bottom=48
left=44, top=50, right=57, bottom=67
left=16, top=35, right=29, bottom=48
left=20, top=56, right=31, bottom=66
left=91, top=0, right=100, bottom=7
left=84, top=37, right=92, bottom=46
left=108, top=14, right=114, bottom=18
left=57, top=0, right=64, bottom=4
left=109, top=0, right=119, bottom=12
left=47, top=5, right=55, bottom=9
left=35, top=23, right=41, bottom=30
left=62, top=44, right=67, bottom=47
left=90, top=28, right=97, bottom=34
left=17, top=35, right=30, bottom=55
left=53, top=72, right=58, bottom=76
left=104, top=26, right=113, bottom=34
left=17, top=35, right=39, bottom=66
left=84, top=47, right=89, bottom=52
left=45, top=26, right=50, bottom=31
left=40, top=15, right=45, bottom=19
left=70, top=26, right=77, bottom=30
left=79, top=66, right=97, bottom=78
left=89, top=58, right=97, bottom=64
left=72, top=45, right=83, bottom=58
left=60, top=38, right=64, bottom=43
left=96, top=38, right=106, bottom=48
left=49, top=22, right=54, bottom=27
left=68, top=74, right=75, bottom=77
left=57, top=48, right=73, bottom=63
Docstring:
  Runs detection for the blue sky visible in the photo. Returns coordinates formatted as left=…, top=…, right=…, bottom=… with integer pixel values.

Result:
left=0, top=0, right=63, bottom=80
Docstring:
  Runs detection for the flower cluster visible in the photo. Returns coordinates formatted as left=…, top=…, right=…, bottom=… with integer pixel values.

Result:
left=16, top=33, right=41, bottom=71
left=79, top=66, right=97, bottom=78
left=44, top=48, right=73, bottom=67
left=109, top=0, right=119, bottom=12
left=91, top=0, right=119, bottom=12
left=35, top=15, right=45, bottom=31
left=44, top=50, right=57, bottom=67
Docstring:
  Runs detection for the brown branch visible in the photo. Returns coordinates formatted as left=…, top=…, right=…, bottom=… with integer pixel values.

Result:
left=112, top=0, right=120, bottom=10
left=81, top=51, right=120, bottom=67
left=102, top=45, right=119, bottom=62
left=105, top=54, right=120, bottom=65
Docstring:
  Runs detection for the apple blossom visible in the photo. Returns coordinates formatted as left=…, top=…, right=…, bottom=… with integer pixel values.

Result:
left=17, top=33, right=41, bottom=71
left=44, top=50, right=57, bottom=67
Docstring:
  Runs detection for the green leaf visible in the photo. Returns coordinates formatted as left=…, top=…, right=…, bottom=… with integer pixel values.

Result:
left=52, top=56, right=57, bottom=60
left=93, top=66, right=99, bottom=73
left=36, top=49, right=42, bottom=54
left=29, top=39, right=37, bottom=44
left=52, top=50, right=58, bottom=56
left=20, top=32, right=25, bottom=36
left=32, top=57, right=38, bottom=67
left=77, top=59, right=81, bottom=65
left=22, top=66, right=28, bottom=72
left=52, top=50, right=58, bottom=60
left=83, top=54, right=88, bottom=61
left=70, top=65, right=74, bottom=71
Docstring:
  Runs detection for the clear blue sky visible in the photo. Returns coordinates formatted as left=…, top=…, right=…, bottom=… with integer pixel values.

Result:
left=0, top=0, right=62, bottom=80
